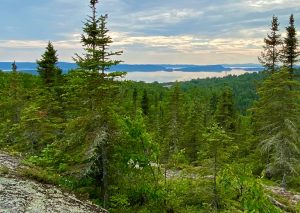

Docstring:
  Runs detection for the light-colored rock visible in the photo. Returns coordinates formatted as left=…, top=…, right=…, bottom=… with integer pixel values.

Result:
left=0, top=152, right=107, bottom=213
left=0, top=152, right=21, bottom=170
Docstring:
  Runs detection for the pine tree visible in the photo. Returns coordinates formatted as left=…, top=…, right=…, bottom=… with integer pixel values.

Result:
left=258, top=16, right=282, bottom=74
left=74, top=0, right=123, bottom=75
left=281, top=14, right=300, bottom=77
left=37, top=41, right=62, bottom=86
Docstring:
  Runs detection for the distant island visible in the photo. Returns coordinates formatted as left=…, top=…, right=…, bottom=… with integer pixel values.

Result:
left=0, top=62, right=264, bottom=74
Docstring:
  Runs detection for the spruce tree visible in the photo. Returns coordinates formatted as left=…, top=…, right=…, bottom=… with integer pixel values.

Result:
left=132, top=87, right=138, bottom=117
left=252, top=68, right=300, bottom=190
left=215, top=86, right=236, bottom=131
left=72, top=0, right=124, bottom=208
left=203, top=124, right=232, bottom=210
left=258, top=16, right=282, bottom=74
left=141, top=89, right=149, bottom=116
left=37, top=41, right=62, bottom=86
left=162, top=83, right=184, bottom=161
left=74, top=0, right=123, bottom=75
left=281, top=14, right=300, bottom=77
left=12, top=61, right=17, bottom=72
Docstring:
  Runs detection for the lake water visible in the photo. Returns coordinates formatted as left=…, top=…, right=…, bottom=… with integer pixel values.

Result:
left=122, top=69, right=257, bottom=83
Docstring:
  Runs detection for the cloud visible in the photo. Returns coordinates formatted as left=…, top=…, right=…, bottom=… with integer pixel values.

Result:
left=0, top=0, right=300, bottom=64
left=0, top=39, right=81, bottom=49
left=246, top=0, right=300, bottom=8
left=111, top=32, right=263, bottom=54
left=137, top=9, right=203, bottom=24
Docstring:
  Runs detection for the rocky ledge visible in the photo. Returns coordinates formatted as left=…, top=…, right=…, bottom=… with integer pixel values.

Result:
left=0, top=152, right=107, bottom=213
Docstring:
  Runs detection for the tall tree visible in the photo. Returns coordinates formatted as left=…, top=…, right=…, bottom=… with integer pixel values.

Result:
left=182, top=101, right=204, bottom=162
left=72, top=0, right=124, bottom=208
left=132, top=87, right=138, bottom=117
left=162, top=83, right=184, bottom=161
left=281, top=14, right=300, bottom=77
left=37, top=41, right=62, bottom=86
left=74, top=0, right=122, bottom=74
left=203, top=124, right=232, bottom=210
left=141, top=89, right=149, bottom=116
left=252, top=68, right=300, bottom=190
left=258, top=16, right=282, bottom=74
left=215, top=86, right=236, bottom=132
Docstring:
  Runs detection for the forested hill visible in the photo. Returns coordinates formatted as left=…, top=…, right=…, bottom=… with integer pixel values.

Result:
left=0, top=62, right=263, bottom=74
left=178, top=72, right=266, bottom=113
left=1, top=64, right=300, bottom=212
left=1, top=0, right=300, bottom=211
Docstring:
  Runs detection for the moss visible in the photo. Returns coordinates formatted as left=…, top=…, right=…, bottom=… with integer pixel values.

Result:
left=0, top=165, right=9, bottom=175
left=18, top=166, right=61, bottom=185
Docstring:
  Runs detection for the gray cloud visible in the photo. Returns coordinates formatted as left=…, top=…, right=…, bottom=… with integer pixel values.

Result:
left=0, top=0, right=299, bottom=64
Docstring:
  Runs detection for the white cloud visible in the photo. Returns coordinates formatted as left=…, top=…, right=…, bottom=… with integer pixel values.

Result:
left=0, top=39, right=81, bottom=49
left=137, top=9, right=203, bottom=24
left=246, top=0, right=299, bottom=8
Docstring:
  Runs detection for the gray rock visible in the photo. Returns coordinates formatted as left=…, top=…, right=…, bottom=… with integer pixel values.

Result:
left=0, top=152, right=107, bottom=213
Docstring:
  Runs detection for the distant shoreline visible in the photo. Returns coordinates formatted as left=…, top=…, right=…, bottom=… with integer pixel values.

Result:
left=0, top=62, right=264, bottom=74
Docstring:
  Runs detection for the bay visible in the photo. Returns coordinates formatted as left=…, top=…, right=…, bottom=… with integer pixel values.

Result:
left=122, top=69, right=258, bottom=83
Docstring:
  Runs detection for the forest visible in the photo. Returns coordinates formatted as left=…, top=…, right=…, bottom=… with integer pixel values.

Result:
left=0, top=0, right=300, bottom=212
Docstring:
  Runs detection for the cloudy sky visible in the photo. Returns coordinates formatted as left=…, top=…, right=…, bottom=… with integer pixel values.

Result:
left=0, top=0, right=299, bottom=64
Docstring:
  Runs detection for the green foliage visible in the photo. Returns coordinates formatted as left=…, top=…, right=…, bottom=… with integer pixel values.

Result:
left=20, top=166, right=61, bottom=185
left=74, top=1, right=122, bottom=74
left=214, top=86, right=236, bottom=131
left=37, top=41, right=62, bottom=86
left=259, top=15, right=282, bottom=74
left=141, top=89, right=149, bottom=116
left=219, top=165, right=282, bottom=212
left=252, top=68, right=300, bottom=188
left=281, top=14, right=300, bottom=75
left=26, top=144, right=67, bottom=172
left=0, top=166, right=9, bottom=175
left=165, top=178, right=213, bottom=212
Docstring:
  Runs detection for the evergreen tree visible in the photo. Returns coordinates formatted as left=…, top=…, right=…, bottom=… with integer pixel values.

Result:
left=132, top=87, right=138, bottom=117
left=182, top=101, right=204, bottom=162
left=252, top=68, right=300, bottom=190
left=74, top=0, right=122, bottom=74
left=71, top=0, right=124, bottom=208
left=281, top=14, right=300, bottom=77
left=203, top=124, right=232, bottom=210
left=215, top=87, right=236, bottom=131
left=141, top=89, right=149, bottom=116
left=259, top=16, right=282, bottom=74
left=162, top=83, right=184, bottom=161
left=12, top=61, right=17, bottom=72
left=8, top=61, right=22, bottom=123
left=37, top=41, right=62, bottom=86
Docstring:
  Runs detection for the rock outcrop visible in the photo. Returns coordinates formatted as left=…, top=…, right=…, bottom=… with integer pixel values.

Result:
left=0, top=152, right=107, bottom=213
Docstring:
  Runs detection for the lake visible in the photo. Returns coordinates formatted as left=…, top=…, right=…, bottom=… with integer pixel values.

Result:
left=122, top=69, right=257, bottom=83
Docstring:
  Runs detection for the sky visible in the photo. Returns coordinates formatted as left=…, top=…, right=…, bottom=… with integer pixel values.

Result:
left=0, top=0, right=300, bottom=64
